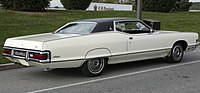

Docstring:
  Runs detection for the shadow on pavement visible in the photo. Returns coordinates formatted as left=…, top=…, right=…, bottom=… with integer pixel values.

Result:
left=45, top=58, right=168, bottom=77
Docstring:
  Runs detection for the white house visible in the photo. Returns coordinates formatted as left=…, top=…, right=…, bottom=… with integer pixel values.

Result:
left=50, top=0, right=63, bottom=8
left=50, top=0, right=133, bottom=11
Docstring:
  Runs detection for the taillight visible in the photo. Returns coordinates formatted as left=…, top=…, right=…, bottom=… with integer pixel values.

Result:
left=3, top=49, right=12, bottom=55
left=29, top=53, right=48, bottom=60
left=3, top=47, right=50, bottom=63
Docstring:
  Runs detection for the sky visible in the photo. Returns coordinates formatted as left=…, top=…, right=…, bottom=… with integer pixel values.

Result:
left=50, top=0, right=200, bottom=7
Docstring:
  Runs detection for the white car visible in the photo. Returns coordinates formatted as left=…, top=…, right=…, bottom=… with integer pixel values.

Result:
left=3, top=18, right=199, bottom=76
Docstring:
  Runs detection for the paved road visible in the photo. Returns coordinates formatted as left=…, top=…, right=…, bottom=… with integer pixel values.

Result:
left=0, top=47, right=200, bottom=93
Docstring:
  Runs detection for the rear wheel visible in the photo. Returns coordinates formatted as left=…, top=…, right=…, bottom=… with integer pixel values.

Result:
left=166, top=43, right=184, bottom=63
left=81, top=58, right=107, bottom=77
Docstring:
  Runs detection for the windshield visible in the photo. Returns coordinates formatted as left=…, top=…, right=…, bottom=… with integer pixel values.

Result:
left=56, top=22, right=96, bottom=34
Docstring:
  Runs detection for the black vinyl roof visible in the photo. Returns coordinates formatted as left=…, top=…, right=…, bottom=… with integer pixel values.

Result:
left=74, top=18, right=141, bottom=33
left=76, top=18, right=140, bottom=23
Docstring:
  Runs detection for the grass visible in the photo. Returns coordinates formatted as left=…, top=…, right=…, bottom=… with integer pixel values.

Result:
left=0, top=10, right=200, bottom=64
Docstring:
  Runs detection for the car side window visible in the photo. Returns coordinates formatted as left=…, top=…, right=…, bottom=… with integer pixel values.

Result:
left=56, top=23, right=96, bottom=34
left=115, top=21, right=150, bottom=34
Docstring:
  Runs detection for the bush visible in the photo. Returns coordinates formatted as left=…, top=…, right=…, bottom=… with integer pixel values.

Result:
left=142, top=0, right=177, bottom=13
left=173, top=0, right=192, bottom=11
left=0, top=0, right=50, bottom=12
left=142, top=0, right=192, bottom=12
left=190, top=2, right=200, bottom=10
left=61, top=0, right=92, bottom=10
left=92, top=0, right=114, bottom=3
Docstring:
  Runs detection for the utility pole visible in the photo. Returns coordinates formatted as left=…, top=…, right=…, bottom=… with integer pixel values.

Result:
left=136, top=0, right=142, bottom=20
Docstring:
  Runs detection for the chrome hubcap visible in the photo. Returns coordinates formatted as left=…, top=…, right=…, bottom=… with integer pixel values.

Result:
left=87, top=59, right=104, bottom=74
left=174, top=47, right=181, bottom=58
left=172, top=45, right=183, bottom=61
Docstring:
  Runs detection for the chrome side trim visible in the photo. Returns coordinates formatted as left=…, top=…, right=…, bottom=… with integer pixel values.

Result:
left=111, top=48, right=171, bottom=57
left=51, top=48, right=171, bottom=63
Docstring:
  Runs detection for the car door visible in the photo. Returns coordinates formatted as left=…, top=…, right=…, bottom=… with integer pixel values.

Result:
left=115, top=21, right=169, bottom=62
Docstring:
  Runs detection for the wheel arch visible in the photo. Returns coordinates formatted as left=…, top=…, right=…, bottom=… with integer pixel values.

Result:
left=81, top=48, right=110, bottom=76
left=84, top=48, right=111, bottom=61
left=173, top=40, right=188, bottom=51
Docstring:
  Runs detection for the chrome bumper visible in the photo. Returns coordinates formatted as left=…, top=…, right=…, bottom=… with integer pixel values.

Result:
left=186, top=43, right=199, bottom=52
left=197, top=42, right=200, bottom=46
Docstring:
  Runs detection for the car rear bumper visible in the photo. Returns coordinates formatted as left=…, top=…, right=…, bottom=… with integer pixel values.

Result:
left=186, top=43, right=199, bottom=52
left=197, top=42, right=200, bottom=46
left=5, top=57, right=84, bottom=69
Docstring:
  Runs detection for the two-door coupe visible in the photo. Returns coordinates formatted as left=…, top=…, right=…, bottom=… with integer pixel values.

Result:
left=3, top=18, right=199, bottom=76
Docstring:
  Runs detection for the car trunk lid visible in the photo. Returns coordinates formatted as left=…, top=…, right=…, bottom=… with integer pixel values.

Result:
left=4, top=33, right=81, bottom=50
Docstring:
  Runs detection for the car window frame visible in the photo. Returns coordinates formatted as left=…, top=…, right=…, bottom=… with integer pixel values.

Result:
left=113, top=20, right=153, bottom=34
left=54, top=22, right=97, bottom=34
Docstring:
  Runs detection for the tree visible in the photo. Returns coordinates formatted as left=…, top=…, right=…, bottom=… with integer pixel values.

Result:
left=133, top=0, right=137, bottom=11
left=142, top=0, right=192, bottom=12
left=61, top=0, right=92, bottom=10
left=142, top=0, right=177, bottom=13
left=0, top=0, right=50, bottom=12
left=173, top=0, right=192, bottom=11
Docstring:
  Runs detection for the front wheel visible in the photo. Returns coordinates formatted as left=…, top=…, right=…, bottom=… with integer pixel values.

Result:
left=81, top=58, right=107, bottom=77
left=166, top=43, right=184, bottom=63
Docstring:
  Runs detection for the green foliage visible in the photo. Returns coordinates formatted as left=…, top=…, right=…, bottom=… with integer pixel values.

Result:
left=142, top=0, right=177, bottom=13
left=92, top=0, right=120, bottom=4
left=61, top=0, right=92, bottom=10
left=142, top=0, right=192, bottom=12
left=173, top=0, right=192, bottom=11
left=190, top=2, right=200, bottom=10
left=0, top=0, right=50, bottom=12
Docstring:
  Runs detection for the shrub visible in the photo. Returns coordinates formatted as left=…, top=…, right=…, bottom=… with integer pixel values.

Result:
left=190, top=2, right=200, bottom=10
left=173, top=0, right=192, bottom=11
left=142, top=0, right=192, bottom=12
left=142, top=0, right=177, bottom=13
left=0, top=0, right=50, bottom=12
left=61, top=0, right=92, bottom=10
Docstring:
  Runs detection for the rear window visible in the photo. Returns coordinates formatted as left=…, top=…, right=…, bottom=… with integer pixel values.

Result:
left=56, top=22, right=96, bottom=34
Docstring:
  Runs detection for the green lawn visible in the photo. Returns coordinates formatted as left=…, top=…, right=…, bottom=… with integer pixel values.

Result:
left=0, top=10, right=200, bottom=64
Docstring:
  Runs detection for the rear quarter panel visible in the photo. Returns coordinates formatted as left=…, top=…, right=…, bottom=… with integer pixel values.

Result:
left=42, top=32, right=127, bottom=63
left=158, top=31, right=198, bottom=47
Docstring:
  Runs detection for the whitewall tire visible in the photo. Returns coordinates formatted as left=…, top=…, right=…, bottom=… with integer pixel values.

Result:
left=166, top=43, right=184, bottom=63
left=81, top=58, right=107, bottom=77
